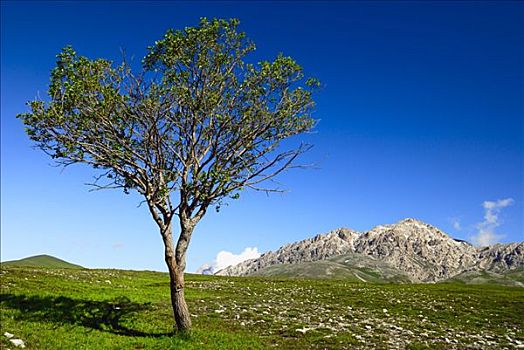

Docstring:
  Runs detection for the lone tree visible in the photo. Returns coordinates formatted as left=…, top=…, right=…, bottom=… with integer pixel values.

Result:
left=18, top=18, right=318, bottom=332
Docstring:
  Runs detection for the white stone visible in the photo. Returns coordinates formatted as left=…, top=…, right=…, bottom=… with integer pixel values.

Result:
left=296, top=327, right=311, bottom=334
left=9, top=339, right=25, bottom=348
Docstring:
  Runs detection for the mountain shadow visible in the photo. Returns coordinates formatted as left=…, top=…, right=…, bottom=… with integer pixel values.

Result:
left=0, top=293, right=174, bottom=337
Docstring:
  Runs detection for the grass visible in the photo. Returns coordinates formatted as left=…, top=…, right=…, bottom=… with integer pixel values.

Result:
left=250, top=253, right=412, bottom=283
left=443, top=268, right=524, bottom=287
left=1, top=266, right=523, bottom=349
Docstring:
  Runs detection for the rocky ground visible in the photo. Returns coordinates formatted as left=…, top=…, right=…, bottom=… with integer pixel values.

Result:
left=1, top=267, right=523, bottom=349
left=188, top=278, right=524, bottom=349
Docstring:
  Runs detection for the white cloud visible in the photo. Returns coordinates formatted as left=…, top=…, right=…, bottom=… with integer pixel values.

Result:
left=196, top=247, right=261, bottom=274
left=471, top=198, right=514, bottom=246
left=449, top=217, right=461, bottom=231
left=112, top=242, right=125, bottom=249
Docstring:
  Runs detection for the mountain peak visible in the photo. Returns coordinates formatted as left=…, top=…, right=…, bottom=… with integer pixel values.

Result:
left=398, top=217, right=423, bottom=224
left=364, top=218, right=451, bottom=242
left=217, top=218, right=523, bottom=282
left=393, top=218, right=440, bottom=231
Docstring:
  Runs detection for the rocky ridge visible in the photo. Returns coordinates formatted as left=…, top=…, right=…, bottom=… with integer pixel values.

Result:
left=216, top=218, right=524, bottom=282
left=218, top=227, right=359, bottom=277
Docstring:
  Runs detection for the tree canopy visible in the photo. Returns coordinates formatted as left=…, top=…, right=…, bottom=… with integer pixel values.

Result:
left=18, top=17, right=318, bottom=331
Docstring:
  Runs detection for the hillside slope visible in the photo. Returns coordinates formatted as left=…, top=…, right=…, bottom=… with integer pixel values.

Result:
left=1, top=254, right=83, bottom=269
left=442, top=268, right=524, bottom=287
left=250, top=253, right=412, bottom=283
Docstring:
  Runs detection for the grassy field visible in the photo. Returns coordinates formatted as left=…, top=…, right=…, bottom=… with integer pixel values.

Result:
left=1, top=266, right=523, bottom=349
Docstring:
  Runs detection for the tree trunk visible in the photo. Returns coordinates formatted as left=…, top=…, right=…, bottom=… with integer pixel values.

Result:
left=161, top=223, right=192, bottom=332
left=168, top=265, right=191, bottom=331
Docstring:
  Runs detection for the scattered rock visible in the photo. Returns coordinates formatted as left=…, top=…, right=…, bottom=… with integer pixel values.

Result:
left=9, top=339, right=25, bottom=348
left=296, top=327, right=312, bottom=334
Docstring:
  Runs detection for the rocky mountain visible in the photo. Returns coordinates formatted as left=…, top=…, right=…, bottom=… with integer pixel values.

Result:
left=216, top=218, right=523, bottom=283
left=352, top=219, right=477, bottom=281
left=216, top=227, right=359, bottom=277
left=475, top=243, right=524, bottom=272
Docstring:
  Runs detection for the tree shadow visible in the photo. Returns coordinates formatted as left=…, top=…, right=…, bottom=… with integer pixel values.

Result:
left=0, top=293, right=174, bottom=337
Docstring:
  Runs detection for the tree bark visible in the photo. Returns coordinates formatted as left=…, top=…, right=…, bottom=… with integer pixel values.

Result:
left=169, top=266, right=191, bottom=331
left=161, top=222, right=192, bottom=332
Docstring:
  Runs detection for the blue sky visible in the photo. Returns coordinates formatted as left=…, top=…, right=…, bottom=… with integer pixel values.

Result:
left=2, top=1, right=523, bottom=272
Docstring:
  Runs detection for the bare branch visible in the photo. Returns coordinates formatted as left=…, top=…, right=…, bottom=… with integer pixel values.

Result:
left=18, top=17, right=317, bottom=259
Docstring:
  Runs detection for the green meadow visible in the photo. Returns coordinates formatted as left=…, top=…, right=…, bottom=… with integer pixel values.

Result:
left=1, top=266, right=523, bottom=349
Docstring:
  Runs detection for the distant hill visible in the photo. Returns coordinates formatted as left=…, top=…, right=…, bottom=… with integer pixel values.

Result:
left=1, top=254, right=83, bottom=269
